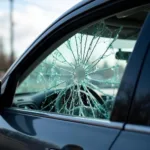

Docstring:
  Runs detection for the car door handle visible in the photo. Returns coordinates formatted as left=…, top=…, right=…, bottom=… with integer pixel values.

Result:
left=61, top=144, right=84, bottom=150
left=49, top=144, right=84, bottom=150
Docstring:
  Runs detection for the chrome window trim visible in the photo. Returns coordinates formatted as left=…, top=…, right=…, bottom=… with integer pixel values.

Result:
left=125, top=124, right=150, bottom=134
left=4, top=108, right=123, bottom=129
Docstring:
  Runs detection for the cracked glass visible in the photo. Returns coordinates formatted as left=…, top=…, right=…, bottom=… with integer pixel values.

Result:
left=15, top=20, right=136, bottom=119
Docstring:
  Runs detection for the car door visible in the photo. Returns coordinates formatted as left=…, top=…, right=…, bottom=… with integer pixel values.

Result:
left=0, top=1, right=150, bottom=150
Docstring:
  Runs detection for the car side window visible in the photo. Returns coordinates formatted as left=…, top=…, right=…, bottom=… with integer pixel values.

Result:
left=14, top=16, right=140, bottom=120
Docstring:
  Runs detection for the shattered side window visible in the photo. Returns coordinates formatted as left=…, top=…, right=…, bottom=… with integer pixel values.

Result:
left=15, top=20, right=136, bottom=119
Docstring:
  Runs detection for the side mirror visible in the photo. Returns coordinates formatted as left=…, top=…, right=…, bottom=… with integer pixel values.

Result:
left=115, top=50, right=131, bottom=61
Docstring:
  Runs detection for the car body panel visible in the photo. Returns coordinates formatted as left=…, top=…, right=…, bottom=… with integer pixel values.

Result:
left=0, top=108, right=122, bottom=150
left=111, top=130, right=150, bottom=150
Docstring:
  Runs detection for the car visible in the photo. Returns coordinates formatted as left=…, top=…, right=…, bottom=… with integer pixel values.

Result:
left=1, top=0, right=150, bottom=149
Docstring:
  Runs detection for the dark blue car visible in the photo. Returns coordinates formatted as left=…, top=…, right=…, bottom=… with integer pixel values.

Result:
left=1, top=0, right=150, bottom=149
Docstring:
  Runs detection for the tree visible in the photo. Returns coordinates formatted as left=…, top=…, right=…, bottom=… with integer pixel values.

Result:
left=0, top=37, right=9, bottom=71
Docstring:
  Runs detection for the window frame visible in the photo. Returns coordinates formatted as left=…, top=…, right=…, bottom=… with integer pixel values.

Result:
left=0, top=0, right=149, bottom=125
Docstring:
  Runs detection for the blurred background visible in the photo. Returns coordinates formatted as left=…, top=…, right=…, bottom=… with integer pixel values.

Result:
left=0, top=0, right=81, bottom=78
